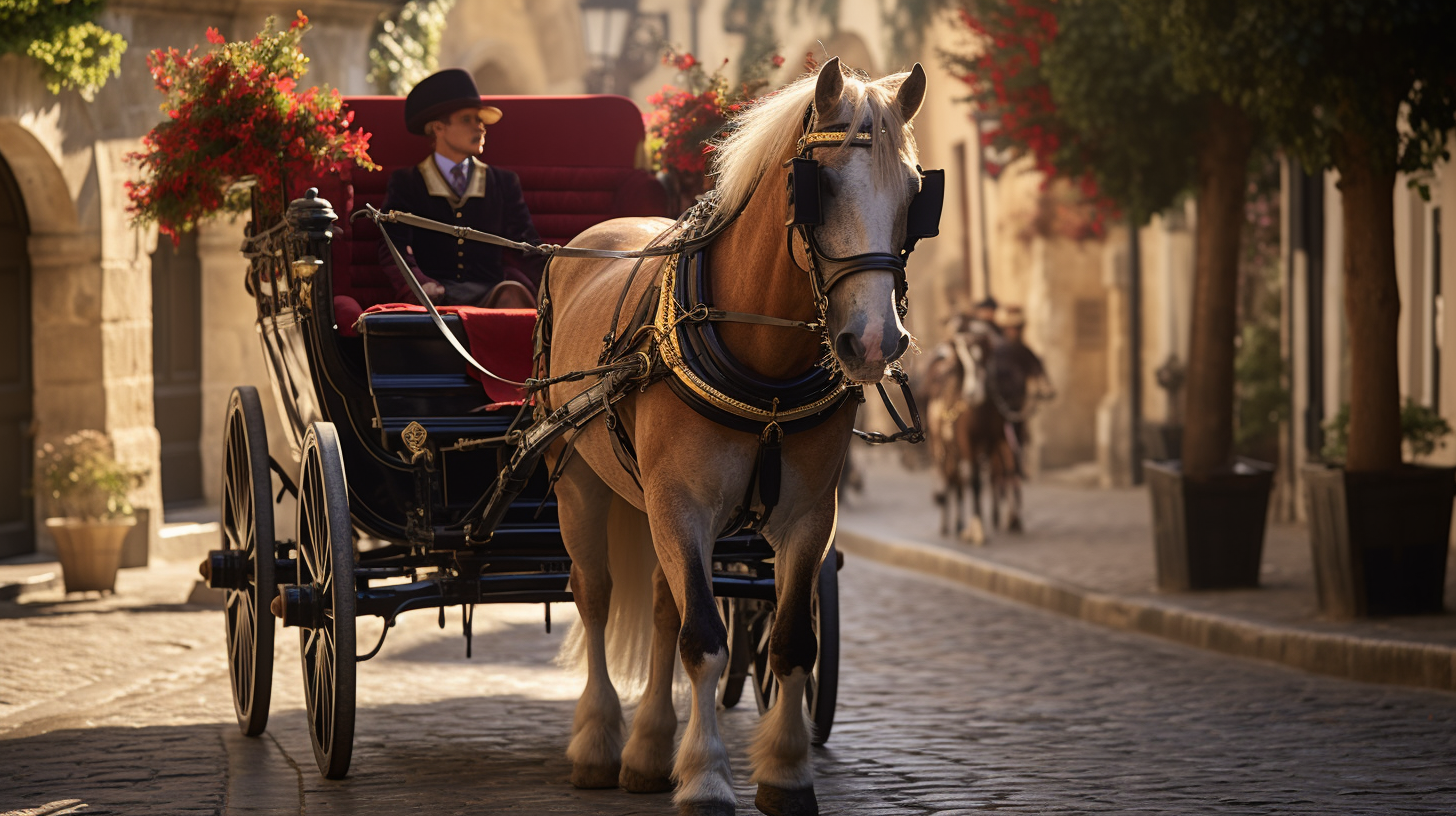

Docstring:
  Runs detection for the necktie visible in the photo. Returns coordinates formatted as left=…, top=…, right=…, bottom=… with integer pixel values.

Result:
left=450, top=162, right=468, bottom=197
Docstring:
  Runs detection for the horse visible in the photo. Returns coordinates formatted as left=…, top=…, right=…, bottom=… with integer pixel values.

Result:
left=925, top=321, right=1017, bottom=543
left=538, top=59, right=932, bottom=816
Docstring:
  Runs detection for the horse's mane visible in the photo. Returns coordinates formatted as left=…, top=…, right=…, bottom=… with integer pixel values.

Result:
left=707, top=63, right=922, bottom=229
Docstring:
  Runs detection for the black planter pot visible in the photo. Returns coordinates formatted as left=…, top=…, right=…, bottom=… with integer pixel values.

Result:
left=1146, top=458, right=1274, bottom=591
left=1303, top=464, right=1454, bottom=619
left=1141, top=423, right=1184, bottom=462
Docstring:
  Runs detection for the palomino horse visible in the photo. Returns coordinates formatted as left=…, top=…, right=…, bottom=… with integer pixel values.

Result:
left=926, top=322, right=1019, bottom=543
left=539, top=60, right=930, bottom=815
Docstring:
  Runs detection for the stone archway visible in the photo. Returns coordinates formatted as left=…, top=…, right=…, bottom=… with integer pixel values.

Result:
left=0, top=119, right=110, bottom=553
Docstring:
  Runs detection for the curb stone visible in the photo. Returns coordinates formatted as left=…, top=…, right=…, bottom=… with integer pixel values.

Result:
left=834, top=527, right=1456, bottom=693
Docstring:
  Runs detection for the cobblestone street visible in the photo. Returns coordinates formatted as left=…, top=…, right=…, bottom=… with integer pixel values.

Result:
left=4, top=556, right=1456, bottom=815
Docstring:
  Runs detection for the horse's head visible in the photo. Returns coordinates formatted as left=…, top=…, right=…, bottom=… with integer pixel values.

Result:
left=792, top=59, right=928, bottom=384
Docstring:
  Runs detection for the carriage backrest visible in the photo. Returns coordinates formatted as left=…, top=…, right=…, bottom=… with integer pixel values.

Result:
left=317, top=95, right=669, bottom=329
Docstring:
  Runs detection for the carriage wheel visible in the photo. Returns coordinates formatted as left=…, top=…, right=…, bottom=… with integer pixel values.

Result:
left=717, top=597, right=750, bottom=708
left=222, top=386, right=276, bottom=737
left=748, top=546, right=840, bottom=745
left=296, top=422, right=356, bottom=779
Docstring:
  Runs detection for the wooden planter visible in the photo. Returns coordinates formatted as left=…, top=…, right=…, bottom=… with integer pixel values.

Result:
left=46, top=517, right=136, bottom=594
left=1304, top=464, right=1454, bottom=619
left=1146, top=458, right=1274, bottom=591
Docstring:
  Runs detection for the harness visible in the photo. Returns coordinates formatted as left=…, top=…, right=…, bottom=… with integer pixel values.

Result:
left=363, top=108, right=943, bottom=540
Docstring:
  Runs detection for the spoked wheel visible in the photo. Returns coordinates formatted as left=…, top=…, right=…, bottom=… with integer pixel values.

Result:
left=221, top=386, right=276, bottom=736
left=295, top=422, right=356, bottom=779
left=717, top=596, right=751, bottom=708
left=748, top=545, right=841, bottom=745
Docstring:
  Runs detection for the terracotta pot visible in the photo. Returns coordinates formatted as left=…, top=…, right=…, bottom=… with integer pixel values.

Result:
left=46, top=517, right=136, bottom=594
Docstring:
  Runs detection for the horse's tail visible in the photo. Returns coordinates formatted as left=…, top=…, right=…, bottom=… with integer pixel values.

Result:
left=555, top=497, right=659, bottom=699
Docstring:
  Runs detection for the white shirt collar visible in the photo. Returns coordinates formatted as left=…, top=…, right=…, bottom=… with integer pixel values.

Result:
left=434, top=152, right=471, bottom=180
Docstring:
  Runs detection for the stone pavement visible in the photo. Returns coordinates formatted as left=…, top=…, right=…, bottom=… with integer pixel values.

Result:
left=837, top=450, right=1456, bottom=692
left=4, top=550, right=1456, bottom=814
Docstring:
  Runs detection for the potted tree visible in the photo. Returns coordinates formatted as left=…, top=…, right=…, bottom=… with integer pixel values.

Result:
left=1307, top=402, right=1455, bottom=617
left=36, top=431, right=147, bottom=594
left=953, top=0, right=1275, bottom=590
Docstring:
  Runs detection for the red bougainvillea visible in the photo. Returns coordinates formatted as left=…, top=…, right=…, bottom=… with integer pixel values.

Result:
left=952, top=0, right=1110, bottom=238
left=126, top=12, right=378, bottom=244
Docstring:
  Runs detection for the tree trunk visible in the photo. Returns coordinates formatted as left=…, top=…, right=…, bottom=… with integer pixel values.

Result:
left=1182, top=98, right=1255, bottom=479
left=1337, top=131, right=1402, bottom=473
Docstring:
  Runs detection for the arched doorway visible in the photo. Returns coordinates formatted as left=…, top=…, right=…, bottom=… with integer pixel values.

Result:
left=152, top=233, right=204, bottom=507
left=0, top=155, right=32, bottom=557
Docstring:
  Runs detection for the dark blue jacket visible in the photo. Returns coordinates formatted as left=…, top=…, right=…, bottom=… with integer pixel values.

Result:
left=378, top=157, right=546, bottom=301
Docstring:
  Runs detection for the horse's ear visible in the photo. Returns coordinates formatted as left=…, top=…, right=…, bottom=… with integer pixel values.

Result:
left=896, top=63, right=927, bottom=123
left=815, top=57, right=844, bottom=119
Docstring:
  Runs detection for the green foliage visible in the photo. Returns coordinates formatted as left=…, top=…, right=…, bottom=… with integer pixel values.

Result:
left=1119, top=0, right=1456, bottom=179
left=1322, top=400, right=1454, bottom=464
left=367, top=0, right=456, bottom=96
left=1041, top=0, right=1200, bottom=225
left=0, top=0, right=126, bottom=100
left=35, top=430, right=147, bottom=522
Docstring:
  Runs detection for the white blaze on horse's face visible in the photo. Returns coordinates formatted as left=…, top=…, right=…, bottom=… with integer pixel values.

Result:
left=814, top=148, right=917, bottom=384
left=806, top=60, right=927, bottom=385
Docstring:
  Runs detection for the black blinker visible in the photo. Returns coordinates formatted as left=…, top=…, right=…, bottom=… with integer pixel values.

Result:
left=785, top=156, right=823, bottom=227
left=906, top=168, right=945, bottom=242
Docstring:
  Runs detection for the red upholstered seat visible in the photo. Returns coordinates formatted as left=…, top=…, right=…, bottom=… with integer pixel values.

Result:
left=359, top=303, right=535, bottom=404
left=317, top=95, right=670, bottom=336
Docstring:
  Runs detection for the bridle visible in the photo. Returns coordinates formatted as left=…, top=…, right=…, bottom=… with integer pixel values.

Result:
left=782, top=108, right=945, bottom=331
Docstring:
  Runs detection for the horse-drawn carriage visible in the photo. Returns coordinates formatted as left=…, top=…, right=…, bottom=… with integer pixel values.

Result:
left=203, top=93, right=840, bottom=779
left=204, top=59, right=938, bottom=815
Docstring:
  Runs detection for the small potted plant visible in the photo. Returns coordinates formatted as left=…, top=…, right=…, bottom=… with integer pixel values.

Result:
left=36, top=431, right=148, bottom=594
left=1306, top=400, right=1455, bottom=618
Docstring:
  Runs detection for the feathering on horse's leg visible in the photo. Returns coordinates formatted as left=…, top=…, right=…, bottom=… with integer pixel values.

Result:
left=554, top=458, right=628, bottom=788
left=749, top=510, right=832, bottom=816
left=620, top=562, right=680, bottom=793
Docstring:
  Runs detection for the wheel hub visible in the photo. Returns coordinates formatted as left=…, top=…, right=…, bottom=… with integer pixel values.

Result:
left=274, top=583, right=327, bottom=629
left=204, top=549, right=250, bottom=591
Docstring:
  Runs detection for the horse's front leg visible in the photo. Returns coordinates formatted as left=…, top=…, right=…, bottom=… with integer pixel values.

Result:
left=963, top=453, right=986, bottom=545
left=651, top=501, right=734, bottom=815
left=750, top=508, right=834, bottom=816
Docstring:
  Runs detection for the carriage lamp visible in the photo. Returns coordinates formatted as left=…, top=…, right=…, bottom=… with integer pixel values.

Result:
left=292, top=255, right=322, bottom=280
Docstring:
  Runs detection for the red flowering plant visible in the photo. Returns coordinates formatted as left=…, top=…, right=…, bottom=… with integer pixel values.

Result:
left=950, top=0, right=1110, bottom=239
left=126, top=12, right=378, bottom=244
left=644, top=47, right=784, bottom=208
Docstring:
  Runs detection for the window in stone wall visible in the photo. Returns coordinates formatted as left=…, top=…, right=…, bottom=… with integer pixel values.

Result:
left=1074, top=297, right=1106, bottom=351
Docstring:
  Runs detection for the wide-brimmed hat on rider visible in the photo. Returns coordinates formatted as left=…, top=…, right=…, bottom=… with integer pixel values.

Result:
left=405, top=69, right=503, bottom=135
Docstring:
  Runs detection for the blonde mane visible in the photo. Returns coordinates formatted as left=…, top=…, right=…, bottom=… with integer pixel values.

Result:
left=707, top=63, right=922, bottom=229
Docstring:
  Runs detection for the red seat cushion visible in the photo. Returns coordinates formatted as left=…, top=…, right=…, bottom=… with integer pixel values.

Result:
left=318, top=95, right=670, bottom=334
left=361, top=303, right=536, bottom=403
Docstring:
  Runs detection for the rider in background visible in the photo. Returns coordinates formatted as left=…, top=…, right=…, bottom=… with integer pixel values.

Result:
left=971, top=296, right=1001, bottom=335
left=990, top=305, right=1055, bottom=474
left=378, top=69, right=544, bottom=308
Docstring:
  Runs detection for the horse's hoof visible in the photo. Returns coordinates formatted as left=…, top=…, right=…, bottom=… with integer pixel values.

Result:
left=620, top=765, right=673, bottom=793
left=1009, top=518, right=1023, bottom=534
left=571, top=762, right=621, bottom=789
left=679, top=802, right=736, bottom=816
left=756, top=784, right=819, bottom=816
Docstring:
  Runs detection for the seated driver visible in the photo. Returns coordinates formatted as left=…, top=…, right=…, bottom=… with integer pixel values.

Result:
left=379, top=68, right=544, bottom=309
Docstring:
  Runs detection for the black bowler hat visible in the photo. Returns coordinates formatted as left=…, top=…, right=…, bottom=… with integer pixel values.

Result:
left=974, top=296, right=999, bottom=311
left=404, top=69, right=503, bottom=136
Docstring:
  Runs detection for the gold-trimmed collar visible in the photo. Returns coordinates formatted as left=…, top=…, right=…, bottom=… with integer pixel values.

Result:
left=654, top=252, right=848, bottom=425
left=417, top=156, right=489, bottom=208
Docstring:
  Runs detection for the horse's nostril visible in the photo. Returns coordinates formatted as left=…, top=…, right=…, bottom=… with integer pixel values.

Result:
left=888, top=333, right=910, bottom=363
left=835, top=332, right=866, bottom=361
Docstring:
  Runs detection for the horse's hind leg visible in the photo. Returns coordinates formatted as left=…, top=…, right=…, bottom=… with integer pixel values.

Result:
left=962, top=455, right=986, bottom=545
left=555, top=460, right=625, bottom=788
left=620, top=562, right=679, bottom=793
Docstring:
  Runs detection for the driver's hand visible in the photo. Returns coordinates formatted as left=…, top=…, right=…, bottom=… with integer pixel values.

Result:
left=422, top=282, right=445, bottom=300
